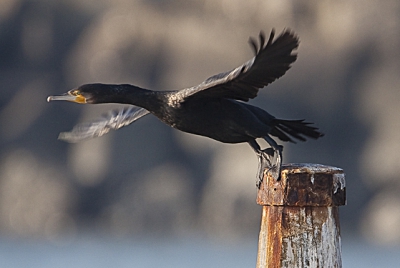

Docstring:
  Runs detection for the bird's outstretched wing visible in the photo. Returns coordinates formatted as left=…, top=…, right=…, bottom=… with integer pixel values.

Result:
left=178, top=29, right=298, bottom=102
left=58, top=106, right=150, bottom=143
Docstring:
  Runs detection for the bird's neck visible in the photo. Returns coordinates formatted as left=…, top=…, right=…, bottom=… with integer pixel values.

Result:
left=107, top=84, right=162, bottom=111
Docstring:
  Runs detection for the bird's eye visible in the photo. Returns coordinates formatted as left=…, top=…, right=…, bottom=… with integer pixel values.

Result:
left=70, top=90, right=80, bottom=96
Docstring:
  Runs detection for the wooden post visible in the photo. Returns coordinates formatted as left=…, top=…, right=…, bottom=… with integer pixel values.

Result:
left=256, top=163, right=346, bottom=268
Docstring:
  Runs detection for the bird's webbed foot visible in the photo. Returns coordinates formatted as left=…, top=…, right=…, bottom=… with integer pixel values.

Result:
left=249, top=140, right=283, bottom=188
left=255, top=148, right=282, bottom=188
left=261, top=146, right=282, bottom=181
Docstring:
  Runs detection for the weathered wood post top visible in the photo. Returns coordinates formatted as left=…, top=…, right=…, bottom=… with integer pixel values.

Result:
left=256, top=163, right=346, bottom=268
left=257, top=163, right=345, bottom=206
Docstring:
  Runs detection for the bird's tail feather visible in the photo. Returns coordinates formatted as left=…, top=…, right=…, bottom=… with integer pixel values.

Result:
left=270, top=119, right=324, bottom=143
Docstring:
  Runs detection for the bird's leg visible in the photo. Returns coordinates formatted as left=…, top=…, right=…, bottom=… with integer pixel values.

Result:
left=263, top=135, right=283, bottom=181
left=248, top=140, right=276, bottom=188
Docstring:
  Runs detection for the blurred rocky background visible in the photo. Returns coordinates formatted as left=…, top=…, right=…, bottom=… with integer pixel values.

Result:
left=1, top=0, right=400, bottom=266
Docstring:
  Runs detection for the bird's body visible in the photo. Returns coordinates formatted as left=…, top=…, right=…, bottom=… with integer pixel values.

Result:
left=157, top=94, right=275, bottom=144
left=47, top=29, right=324, bottom=187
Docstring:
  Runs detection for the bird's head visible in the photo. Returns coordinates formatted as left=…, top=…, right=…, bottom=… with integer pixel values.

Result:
left=47, top=84, right=116, bottom=104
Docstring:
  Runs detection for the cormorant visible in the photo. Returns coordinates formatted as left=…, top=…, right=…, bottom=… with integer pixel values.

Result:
left=47, top=29, right=323, bottom=187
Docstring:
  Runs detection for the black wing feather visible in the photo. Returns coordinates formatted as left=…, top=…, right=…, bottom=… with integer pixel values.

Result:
left=179, top=29, right=299, bottom=102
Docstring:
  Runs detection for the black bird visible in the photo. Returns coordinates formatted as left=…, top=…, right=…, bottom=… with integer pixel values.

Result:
left=47, top=29, right=323, bottom=187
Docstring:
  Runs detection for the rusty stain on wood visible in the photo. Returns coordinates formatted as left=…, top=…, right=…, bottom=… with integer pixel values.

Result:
left=256, top=163, right=346, bottom=268
left=257, top=206, right=283, bottom=268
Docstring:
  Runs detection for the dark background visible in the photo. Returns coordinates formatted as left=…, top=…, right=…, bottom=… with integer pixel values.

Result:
left=1, top=0, right=400, bottom=266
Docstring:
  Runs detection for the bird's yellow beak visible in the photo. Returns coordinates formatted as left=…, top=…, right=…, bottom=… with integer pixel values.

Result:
left=47, top=90, right=87, bottom=104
